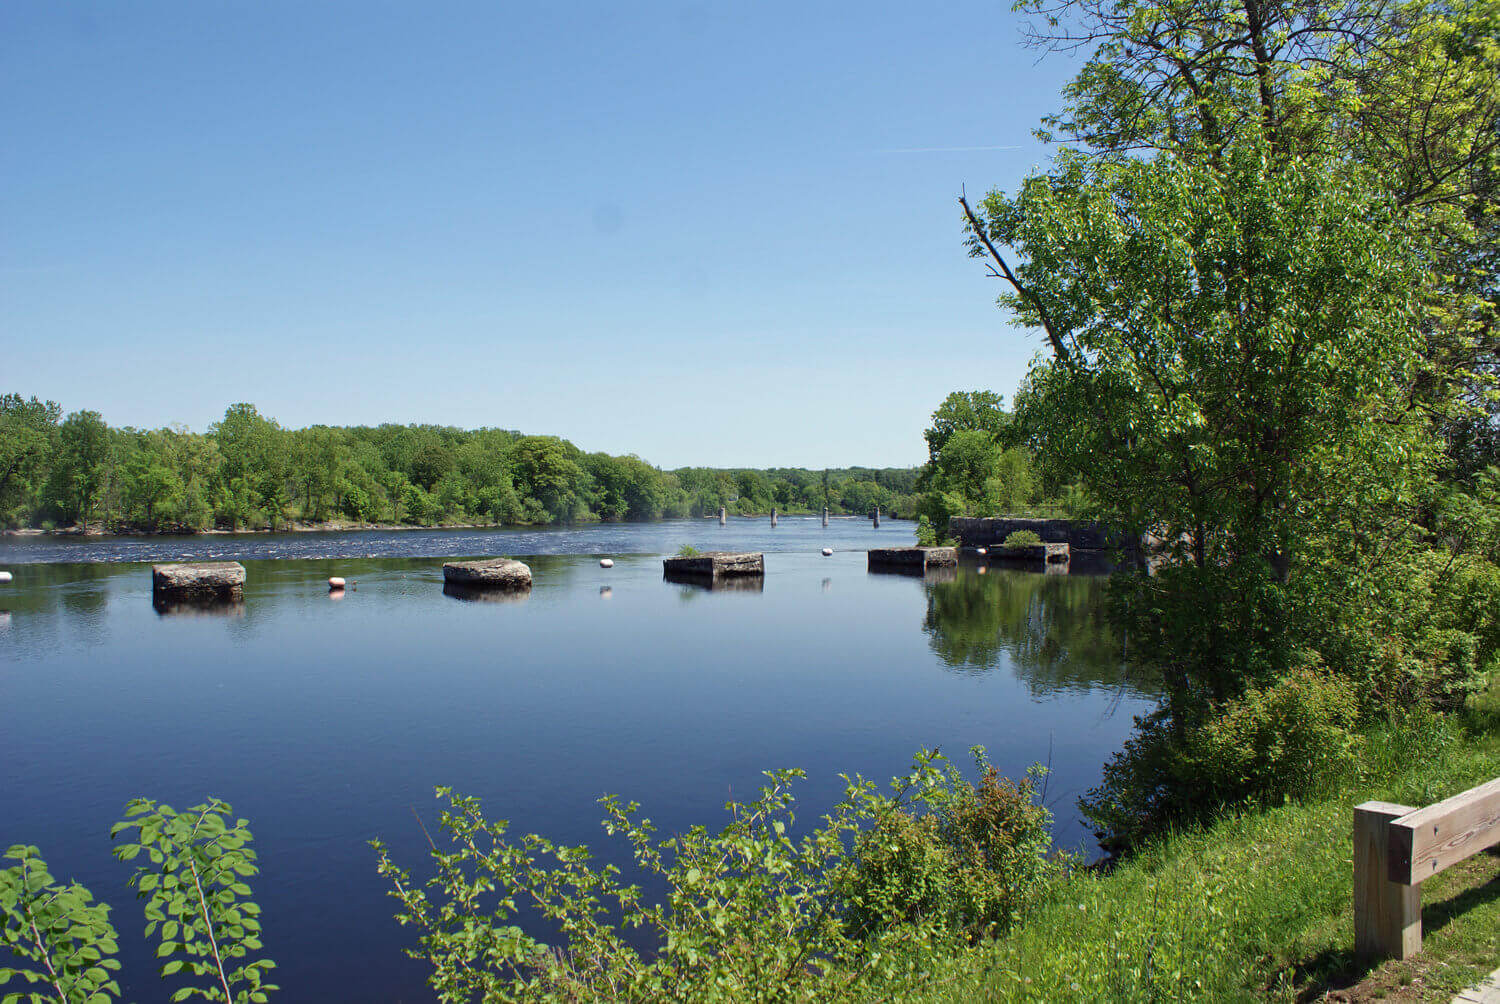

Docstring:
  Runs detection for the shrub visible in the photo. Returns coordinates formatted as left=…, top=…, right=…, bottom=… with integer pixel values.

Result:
left=374, top=750, right=1063, bottom=1003
left=1002, top=529, right=1042, bottom=548
left=675, top=543, right=700, bottom=557
left=1, top=798, right=276, bottom=1003
left=842, top=752, right=1062, bottom=944
left=1082, top=669, right=1363, bottom=851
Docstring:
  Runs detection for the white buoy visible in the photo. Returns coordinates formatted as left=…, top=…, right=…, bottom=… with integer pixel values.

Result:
left=328, top=576, right=345, bottom=589
left=821, top=547, right=833, bottom=557
left=976, top=548, right=987, bottom=556
left=0, top=571, right=11, bottom=583
left=599, top=558, right=614, bottom=568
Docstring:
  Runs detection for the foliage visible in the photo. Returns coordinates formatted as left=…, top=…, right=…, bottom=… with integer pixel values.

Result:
left=111, top=799, right=276, bottom=1003
left=1081, top=669, right=1364, bottom=849
left=1000, top=530, right=1041, bottom=549
left=966, top=0, right=1500, bottom=852
left=915, top=515, right=941, bottom=547
left=0, top=846, right=121, bottom=1003
left=841, top=753, right=1063, bottom=945
left=2, top=800, right=274, bottom=1004
left=674, top=544, right=700, bottom=557
left=916, top=392, right=1041, bottom=541
left=374, top=750, right=1062, bottom=1003
left=0, top=397, right=918, bottom=532
left=905, top=711, right=1500, bottom=1003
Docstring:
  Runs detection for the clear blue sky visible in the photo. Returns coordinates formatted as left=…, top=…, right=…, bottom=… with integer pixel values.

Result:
left=2, top=1, right=1077, bottom=469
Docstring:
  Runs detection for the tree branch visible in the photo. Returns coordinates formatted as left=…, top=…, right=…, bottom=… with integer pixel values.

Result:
left=959, top=193, right=1076, bottom=370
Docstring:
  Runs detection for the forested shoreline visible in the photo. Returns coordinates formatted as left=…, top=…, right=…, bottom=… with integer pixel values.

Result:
left=0, top=397, right=918, bottom=534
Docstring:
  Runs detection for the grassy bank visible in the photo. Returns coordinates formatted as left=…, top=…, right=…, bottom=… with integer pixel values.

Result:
left=910, top=699, right=1500, bottom=1002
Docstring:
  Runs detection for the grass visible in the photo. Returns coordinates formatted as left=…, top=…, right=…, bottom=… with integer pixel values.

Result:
left=904, top=691, right=1500, bottom=1002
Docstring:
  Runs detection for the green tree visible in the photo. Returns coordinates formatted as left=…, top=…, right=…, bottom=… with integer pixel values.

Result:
left=52, top=410, right=113, bottom=531
left=0, top=394, right=60, bottom=526
left=922, top=391, right=1012, bottom=465
left=987, top=143, right=1431, bottom=723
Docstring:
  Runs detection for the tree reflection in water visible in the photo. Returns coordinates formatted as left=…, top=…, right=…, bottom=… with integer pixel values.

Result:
left=922, top=566, right=1157, bottom=698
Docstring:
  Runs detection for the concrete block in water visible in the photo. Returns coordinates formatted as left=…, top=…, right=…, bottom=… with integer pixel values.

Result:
left=662, top=552, right=764, bottom=578
left=151, top=562, right=245, bottom=599
left=867, top=547, right=958, bottom=571
left=989, top=542, right=1071, bottom=565
left=442, top=558, right=533, bottom=590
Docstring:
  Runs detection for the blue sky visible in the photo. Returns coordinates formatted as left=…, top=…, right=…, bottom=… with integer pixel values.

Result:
left=2, top=2, right=1078, bottom=469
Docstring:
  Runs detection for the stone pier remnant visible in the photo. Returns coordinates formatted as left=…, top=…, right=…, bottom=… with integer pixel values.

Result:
left=948, top=517, right=1132, bottom=571
left=151, top=562, right=245, bottom=602
left=662, top=551, right=764, bottom=583
left=442, top=558, right=532, bottom=591
left=770, top=508, right=778, bottom=527
left=719, top=506, right=727, bottom=526
left=872, top=506, right=881, bottom=528
left=867, top=547, right=957, bottom=574
left=822, top=507, right=829, bottom=527
left=990, top=541, right=1071, bottom=567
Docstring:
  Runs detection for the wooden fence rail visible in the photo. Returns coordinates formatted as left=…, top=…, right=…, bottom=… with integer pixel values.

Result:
left=1354, top=777, right=1500, bottom=959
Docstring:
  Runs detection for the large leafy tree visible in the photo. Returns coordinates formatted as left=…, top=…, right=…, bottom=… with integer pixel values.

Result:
left=0, top=394, right=60, bottom=525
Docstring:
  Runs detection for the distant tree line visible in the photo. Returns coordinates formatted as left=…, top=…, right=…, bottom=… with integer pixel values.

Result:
left=0, top=396, right=918, bottom=532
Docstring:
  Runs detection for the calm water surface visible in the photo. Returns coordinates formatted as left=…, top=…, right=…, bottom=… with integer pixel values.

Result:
left=0, top=521, right=1153, bottom=1002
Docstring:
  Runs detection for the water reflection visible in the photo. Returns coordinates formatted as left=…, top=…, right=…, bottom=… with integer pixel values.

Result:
left=153, top=596, right=247, bottom=618
left=442, top=582, right=531, bottom=604
left=664, top=572, right=766, bottom=592
left=922, top=566, right=1154, bottom=697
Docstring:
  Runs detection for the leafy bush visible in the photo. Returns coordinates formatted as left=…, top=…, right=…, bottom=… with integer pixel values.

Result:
left=1, top=798, right=275, bottom=1003
left=0, top=846, right=121, bottom=1001
left=1082, top=669, right=1363, bottom=850
left=374, top=750, right=1063, bottom=1003
left=841, top=752, right=1062, bottom=944
left=1002, top=530, right=1042, bottom=549
left=675, top=543, right=700, bottom=557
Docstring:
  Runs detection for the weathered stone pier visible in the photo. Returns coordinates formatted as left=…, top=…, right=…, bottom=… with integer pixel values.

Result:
left=867, top=547, right=958, bottom=573
left=442, top=558, right=533, bottom=591
left=949, top=517, right=1132, bottom=571
left=662, top=552, right=765, bottom=580
left=152, top=562, right=245, bottom=600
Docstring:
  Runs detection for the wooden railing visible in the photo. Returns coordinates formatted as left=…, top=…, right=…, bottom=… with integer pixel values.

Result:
left=1354, top=777, right=1500, bottom=958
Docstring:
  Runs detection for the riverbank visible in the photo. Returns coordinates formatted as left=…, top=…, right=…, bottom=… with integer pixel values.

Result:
left=910, top=692, right=1500, bottom=1002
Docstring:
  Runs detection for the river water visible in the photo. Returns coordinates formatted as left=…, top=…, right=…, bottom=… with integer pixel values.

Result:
left=0, top=520, right=1153, bottom=1002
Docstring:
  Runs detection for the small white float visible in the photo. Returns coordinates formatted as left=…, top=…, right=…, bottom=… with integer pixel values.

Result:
left=599, top=558, right=614, bottom=568
left=328, top=577, right=346, bottom=589
left=0, top=571, right=12, bottom=583
left=821, top=547, right=833, bottom=557
left=976, top=548, right=987, bottom=556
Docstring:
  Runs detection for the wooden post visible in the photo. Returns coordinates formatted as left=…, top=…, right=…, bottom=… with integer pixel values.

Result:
left=1354, top=801, right=1421, bottom=959
left=872, top=506, right=880, bottom=528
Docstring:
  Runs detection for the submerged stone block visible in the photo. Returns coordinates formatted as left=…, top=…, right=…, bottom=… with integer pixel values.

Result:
left=151, top=562, right=245, bottom=600
left=442, top=558, right=533, bottom=590
left=662, top=552, right=765, bottom=578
